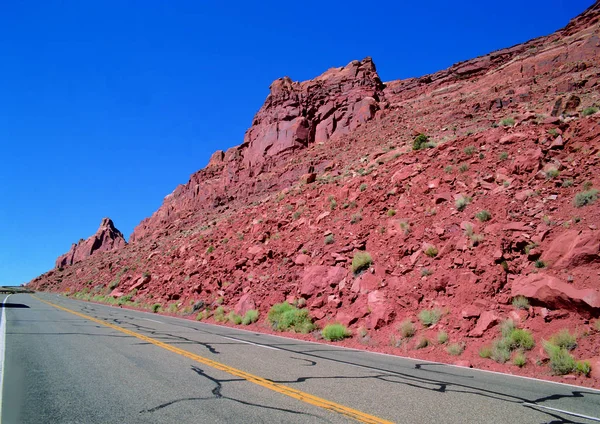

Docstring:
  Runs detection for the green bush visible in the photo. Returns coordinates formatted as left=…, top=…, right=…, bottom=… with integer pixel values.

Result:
left=322, top=324, right=351, bottom=341
left=545, top=167, right=560, bottom=179
left=455, top=195, right=472, bottom=211
left=413, top=134, right=431, bottom=150
left=506, top=328, right=535, bottom=350
left=418, top=308, right=442, bottom=327
left=475, top=210, right=491, bottom=222
left=499, top=151, right=509, bottom=161
left=152, top=303, right=161, bottom=313
left=398, top=320, right=416, bottom=338
left=446, top=343, right=464, bottom=356
left=228, top=311, right=243, bottom=325
left=267, top=302, right=315, bottom=333
left=513, top=352, right=527, bottom=367
left=352, top=252, right=373, bottom=274
left=324, top=234, right=335, bottom=245
left=582, top=106, right=598, bottom=116
left=512, top=296, right=529, bottom=310
left=437, top=330, right=448, bottom=344
left=491, top=339, right=511, bottom=363
left=549, top=329, right=577, bottom=351
left=424, top=246, right=438, bottom=258
left=544, top=342, right=576, bottom=375
left=500, top=117, right=515, bottom=127
left=479, top=345, right=492, bottom=358
left=242, top=309, right=259, bottom=325
left=359, top=183, right=367, bottom=192
left=387, top=209, right=396, bottom=217
left=575, top=360, right=591, bottom=376
left=463, top=146, right=476, bottom=155
left=574, top=189, right=598, bottom=207
left=214, top=306, right=226, bottom=322
left=534, top=259, right=547, bottom=269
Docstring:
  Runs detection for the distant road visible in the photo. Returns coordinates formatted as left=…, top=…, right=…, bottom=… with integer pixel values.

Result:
left=1, top=293, right=599, bottom=423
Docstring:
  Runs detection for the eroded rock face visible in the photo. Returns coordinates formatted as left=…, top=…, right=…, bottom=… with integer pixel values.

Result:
left=55, top=218, right=127, bottom=268
left=242, top=57, right=384, bottom=168
left=131, top=58, right=384, bottom=242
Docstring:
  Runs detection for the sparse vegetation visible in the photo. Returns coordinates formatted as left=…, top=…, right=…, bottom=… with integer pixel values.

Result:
left=214, top=306, right=226, bottom=322
left=455, top=195, right=472, bottom=211
left=359, top=183, right=367, bottom=192
left=352, top=251, right=373, bottom=274
left=242, top=309, right=259, bottom=325
left=418, top=308, right=443, bottom=327
left=459, top=163, right=469, bottom=173
left=544, top=342, right=576, bottom=375
left=324, top=234, right=335, bottom=245
left=512, top=295, right=530, bottom=310
left=398, top=320, right=416, bottom=338
left=421, top=268, right=433, bottom=277
left=322, top=323, right=351, bottom=341
left=499, top=151, right=509, bottom=161
left=437, top=330, right=448, bottom=344
left=424, top=246, right=438, bottom=258
left=500, top=117, right=515, bottom=127
left=446, top=343, right=464, bottom=356
left=152, top=303, right=161, bottom=313
left=513, top=352, right=527, bottom=368
left=267, top=302, right=315, bottom=333
left=387, top=208, right=396, bottom=217
left=574, top=189, right=598, bottom=207
left=444, top=165, right=454, bottom=174
left=463, top=146, right=476, bottom=155
left=206, top=245, right=215, bottom=254
left=534, top=259, right=547, bottom=269
left=413, top=133, right=435, bottom=150
left=562, top=179, right=574, bottom=188
left=482, top=320, right=535, bottom=364
left=548, top=329, right=577, bottom=351
left=545, top=167, right=560, bottom=179
left=415, top=337, right=430, bottom=349
left=475, top=210, right=492, bottom=222
left=228, top=311, right=243, bottom=325
left=582, top=106, right=598, bottom=116
left=399, top=220, right=411, bottom=235
left=350, top=213, right=362, bottom=224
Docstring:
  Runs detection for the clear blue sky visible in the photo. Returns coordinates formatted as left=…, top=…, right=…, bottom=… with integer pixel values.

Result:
left=0, top=0, right=594, bottom=285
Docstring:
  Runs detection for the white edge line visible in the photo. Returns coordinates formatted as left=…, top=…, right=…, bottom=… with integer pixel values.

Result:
left=45, top=293, right=600, bottom=394
left=221, top=335, right=281, bottom=351
left=522, top=402, right=600, bottom=422
left=141, top=318, right=164, bottom=324
left=0, top=294, right=12, bottom=423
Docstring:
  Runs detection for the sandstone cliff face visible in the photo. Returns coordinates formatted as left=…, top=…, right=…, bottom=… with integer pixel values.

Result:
left=131, top=58, right=384, bottom=242
left=55, top=218, right=127, bottom=268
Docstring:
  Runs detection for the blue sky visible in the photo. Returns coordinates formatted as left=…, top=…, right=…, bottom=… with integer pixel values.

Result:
left=0, top=0, right=594, bottom=285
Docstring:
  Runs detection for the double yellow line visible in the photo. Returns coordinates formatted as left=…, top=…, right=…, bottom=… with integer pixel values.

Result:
left=35, top=296, right=393, bottom=424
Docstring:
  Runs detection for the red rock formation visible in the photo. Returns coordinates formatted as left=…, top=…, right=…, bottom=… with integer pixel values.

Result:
left=55, top=218, right=127, bottom=268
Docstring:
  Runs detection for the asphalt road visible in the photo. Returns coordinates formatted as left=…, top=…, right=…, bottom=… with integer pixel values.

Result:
left=1, top=293, right=599, bottom=424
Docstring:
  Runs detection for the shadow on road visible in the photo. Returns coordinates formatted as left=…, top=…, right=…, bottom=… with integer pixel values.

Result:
left=0, top=303, right=30, bottom=309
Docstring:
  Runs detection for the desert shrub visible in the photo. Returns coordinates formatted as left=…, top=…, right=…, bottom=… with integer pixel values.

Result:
left=214, top=306, right=226, bottom=322
left=324, top=234, right=334, bottom=245
left=447, top=343, right=464, bottom=356
left=544, top=342, right=576, bottom=375
left=475, top=210, right=491, bottom=222
left=500, top=117, right=515, bottom=127
left=455, top=195, right=472, bottom=211
left=513, top=352, right=527, bottom=367
left=459, top=163, right=469, bottom=173
left=574, top=189, right=598, bottom=207
left=206, top=245, right=215, bottom=254
left=322, top=324, right=351, bottom=341
left=549, top=329, right=577, bottom=350
left=228, top=311, right=243, bottom=325
left=359, top=183, right=367, bottom=192
left=506, top=328, right=535, bottom=350
left=421, top=268, right=433, bottom=277
left=512, top=295, right=529, bottom=310
left=413, top=134, right=431, bottom=150
left=151, top=303, right=161, bottom=313
left=424, top=246, right=438, bottom=258
left=242, top=309, right=259, bottom=325
left=562, top=179, right=574, bottom=188
left=463, top=146, right=476, bottom=155
left=582, top=106, right=598, bottom=116
left=499, top=151, right=509, bottom=161
left=196, top=311, right=205, bottom=321
left=419, top=308, right=442, bottom=327
left=350, top=213, right=362, bottom=224
left=437, top=330, right=449, bottom=344
left=500, top=319, right=515, bottom=337
left=415, top=337, right=430, bottom=349
left=545, top=167, right=560, bottom=179
left=479, top=345, right=492, bottom=358
left=398, top=320, right=416, bottom=338
left=534, top=259, right=547, bottom=269
left=267, top=302, right=315, bottom=333
left=352, top=252, right=373, bottom=274
left=575, top=360, right=591, bottom=376
left=387, top=209, right=396, bottom=217
left=491, top=339, right=511, bottom=363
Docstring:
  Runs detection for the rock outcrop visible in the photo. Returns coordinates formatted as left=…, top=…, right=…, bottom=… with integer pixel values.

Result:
left=55, top=218, right=127, bottom=268
left=130, top=58, right=384, bottom=242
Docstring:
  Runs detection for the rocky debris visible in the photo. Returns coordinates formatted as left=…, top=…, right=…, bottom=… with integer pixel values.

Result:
left=55, top=218, right=126, bottom=268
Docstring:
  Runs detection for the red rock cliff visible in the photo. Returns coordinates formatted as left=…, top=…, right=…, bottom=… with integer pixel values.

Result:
left=55, top=218, right=127, bottom=268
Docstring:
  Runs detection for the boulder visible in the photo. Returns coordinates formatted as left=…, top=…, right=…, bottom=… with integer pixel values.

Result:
left=299, top=266, right=347, bottom=297
left=469, top=311, right=500, bottom=337
left=542, top=230, right=599, bottom=269
left=511, top=273, right=600, bottom=316
left=234, top=294, right=256, bottom=316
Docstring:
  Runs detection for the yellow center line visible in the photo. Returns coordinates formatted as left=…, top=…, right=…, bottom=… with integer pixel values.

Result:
left=34, top=296, right=394, bottom=424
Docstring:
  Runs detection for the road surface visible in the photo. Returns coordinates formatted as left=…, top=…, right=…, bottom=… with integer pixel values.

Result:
left=1, top=293, right=599, bottom=423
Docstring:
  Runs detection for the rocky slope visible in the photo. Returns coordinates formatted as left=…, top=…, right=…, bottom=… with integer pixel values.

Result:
left=55, top=218, right=127, bottom=268
left=30, top=3, right=600, bottom=387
